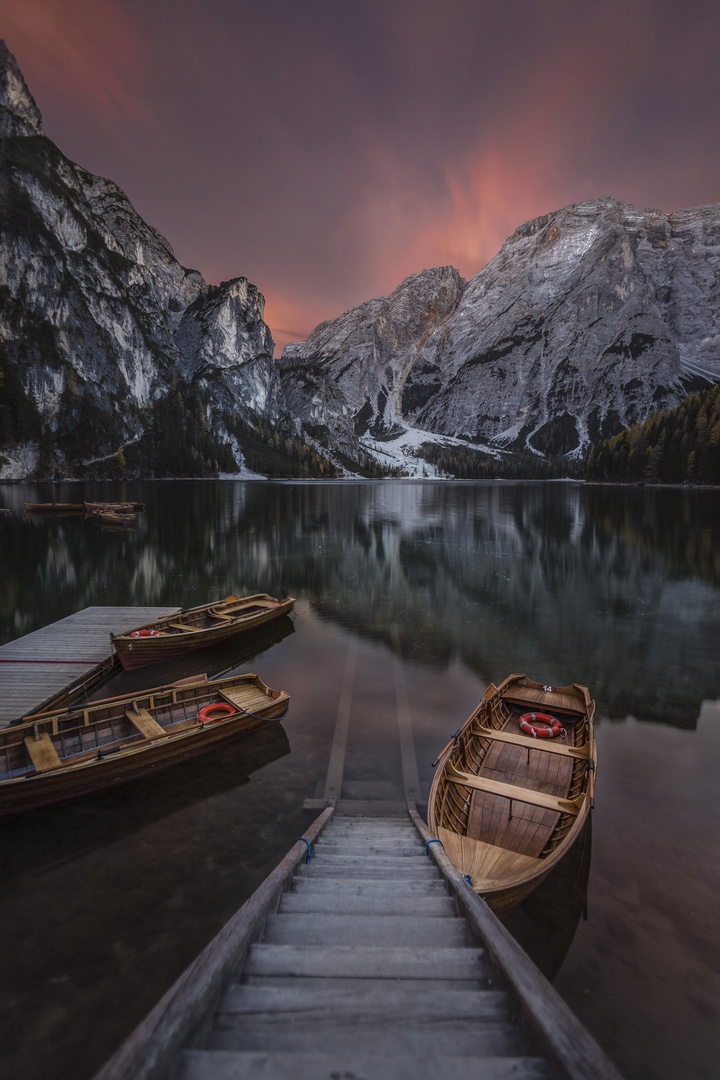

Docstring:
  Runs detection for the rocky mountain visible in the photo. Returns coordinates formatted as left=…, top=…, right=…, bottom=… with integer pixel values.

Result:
left=281, top=199, right=720, bottom=463
left=0, top=41, right=283, bottom=480
left=2, top=40, right=719, bottom=480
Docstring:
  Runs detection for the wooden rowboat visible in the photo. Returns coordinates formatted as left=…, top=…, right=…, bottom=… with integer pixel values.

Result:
left=427, top=674, right=596, bottom=917
left=24, top=502, right=84, bottom=514
left=0, top=672, right=289, bottom=815
left=111, top=593, right=295, bottom=670
left=84, top=501, right=145, bottom=514
left=96, top=509, right=137, bottom=527
left=21, top=614, right=296, bottom=719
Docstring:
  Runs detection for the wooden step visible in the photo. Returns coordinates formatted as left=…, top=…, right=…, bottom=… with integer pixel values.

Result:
left=207, top=1017, right=523, bottom=1056
left=262, top=913, right=468, bottom=948
left=219, top=983, right=509, bottom=1018
left=290, top=876, right=448, bottom=896
left=242, top=944, right=486, bottom=981
left=174, top=1049, right=552, bottom=1080
left=279, top=892, right=456, bottom=916
left=242, top=973, right=489, bottom=992
left=302, top=852, right=430, bottom=868
left=315, top=839, right=425, bottom=855
left=296, top=861, right=435, bottom=880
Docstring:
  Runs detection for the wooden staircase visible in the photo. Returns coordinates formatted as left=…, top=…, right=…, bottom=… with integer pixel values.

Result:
left=172, top=815, right=557, bottom=1079
left=95, top=805, right=623, bottom=1080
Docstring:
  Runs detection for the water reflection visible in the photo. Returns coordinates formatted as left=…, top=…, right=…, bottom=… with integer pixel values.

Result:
left=504, top=818, right=592, bottom=982
left=2, top=480, right=719, bottom=729
left=0, top=722, right=290, bottom=881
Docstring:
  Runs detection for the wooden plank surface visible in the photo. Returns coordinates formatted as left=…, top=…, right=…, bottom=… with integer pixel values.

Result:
left=24, top=732, right=63, bottom=771
left=125, top=708, right=167, bottom=741
left=0, top=607, right=178, bottom=724
left=447, top=763, right=584, bottom=815
left=473, top=723, right=589, bottom=758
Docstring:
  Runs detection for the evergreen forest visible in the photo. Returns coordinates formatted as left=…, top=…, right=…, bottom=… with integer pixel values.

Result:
left=586, top=382, right=720, bottom=485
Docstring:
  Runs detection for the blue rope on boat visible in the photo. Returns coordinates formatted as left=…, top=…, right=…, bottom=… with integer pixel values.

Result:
left=463, top=873, right=473, bottom=885
left=297, top=838, right=312, bottom=864
left=425, top=839, right=444, bottom=856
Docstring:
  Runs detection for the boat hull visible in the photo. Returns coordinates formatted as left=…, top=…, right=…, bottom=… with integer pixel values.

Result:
left=112, top=594, right=295, bottom=670
left=0, top=673, right=289, bottom=815
left=427, top=674, right=595, bottom=917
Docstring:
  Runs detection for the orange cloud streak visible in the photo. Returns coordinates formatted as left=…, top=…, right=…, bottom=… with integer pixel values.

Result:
left=0, top=0, right=153, bottom=128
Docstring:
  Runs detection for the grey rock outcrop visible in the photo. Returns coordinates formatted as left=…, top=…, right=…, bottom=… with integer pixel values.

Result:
left=281, top=266, right=465, bottom=456
left=282, top=199, right=720, bottom=461
left=0, top=41, right=279, bottom=479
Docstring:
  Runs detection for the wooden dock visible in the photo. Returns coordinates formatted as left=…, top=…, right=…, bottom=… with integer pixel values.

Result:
left=0, top=607, right=178, bottom=725
left=93, top=802, right=623, bottom=1080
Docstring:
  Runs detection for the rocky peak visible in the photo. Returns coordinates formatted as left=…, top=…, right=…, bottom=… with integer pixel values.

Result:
left=280, top=266, right=465, bottom=450
left=0, top=41, right=43, bottom=138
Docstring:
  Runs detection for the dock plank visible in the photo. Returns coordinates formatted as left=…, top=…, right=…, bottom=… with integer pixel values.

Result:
left=0, top=607, right=178, bottom=724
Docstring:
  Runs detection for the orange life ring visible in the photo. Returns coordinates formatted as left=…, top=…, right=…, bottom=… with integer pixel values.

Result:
left=129, top=629, right=163, bottom=638
left=518, top=712, right=564, bottom=738
left=197, top=702, right=236, bottom=724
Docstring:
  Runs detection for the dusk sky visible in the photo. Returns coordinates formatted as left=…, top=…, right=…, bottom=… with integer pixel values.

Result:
left=2, top=0, right=719, bottom=353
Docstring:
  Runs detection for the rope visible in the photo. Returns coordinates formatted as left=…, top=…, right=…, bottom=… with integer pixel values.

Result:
left=297, top=838, right=311, bottom=864
left=425, top=839, right=444, bottom=856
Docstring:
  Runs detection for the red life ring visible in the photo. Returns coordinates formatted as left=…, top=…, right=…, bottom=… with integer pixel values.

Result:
left=519, top=712, right=564, bottom=738
left=129, top=629, right=163, bottom=638
left=197, top=702, right=236, bottom=724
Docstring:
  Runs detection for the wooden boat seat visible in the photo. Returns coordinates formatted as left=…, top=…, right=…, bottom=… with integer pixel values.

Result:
left=125, top=707, right=168, bottom=740
left=165, top=622, right=200, bottom=633
left=220, top=686, right=270, bottom=713
left=472, top=722, right=590, bottom=759
left=24, top=733, right=63, bottom=772
left=446, top=762, right=585, bottom=816
left=502, top=688, right=585, bottom=717
left=437, top=826, right=541, bottom=886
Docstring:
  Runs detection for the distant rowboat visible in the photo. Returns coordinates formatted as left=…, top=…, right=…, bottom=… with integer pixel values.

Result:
left=24, top=502, right=84, bottom=514
left=96, top=509, right=137, bottom=528
left=111, top=593, right=295, bottom=670
left=0, top=672, right=289, bottom=815
left=427, top=674, right=595, bottom=917
left=84, top=501, right=145, bottom=515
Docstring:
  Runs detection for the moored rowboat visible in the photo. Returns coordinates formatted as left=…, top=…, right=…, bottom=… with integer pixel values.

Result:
left=84, top=501, right=145, bottom=515
left=0, top=672, right=289, bottom=815
left=24, top=502, right=84, bottom=514
left=427, top=673, right=595, bottom=917
left=96, top=509, right=136, bottom=527
left=111, top=593, right=295, bottom=670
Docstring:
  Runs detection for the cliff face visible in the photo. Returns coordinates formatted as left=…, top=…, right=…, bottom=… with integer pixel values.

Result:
left=282, top=199, right=720, bottom=462
left=0, top=41, right=280, bottom=479
left=3, top=40, right=719, bottom=480
left=280, top=267, right=465, bottom=457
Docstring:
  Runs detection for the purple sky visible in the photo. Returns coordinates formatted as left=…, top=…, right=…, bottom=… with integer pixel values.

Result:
left=2, top=0, right=719, bottom=352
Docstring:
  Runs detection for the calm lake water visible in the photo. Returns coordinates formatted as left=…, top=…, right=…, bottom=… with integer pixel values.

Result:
left=1, top=479, right=719, bottom=1080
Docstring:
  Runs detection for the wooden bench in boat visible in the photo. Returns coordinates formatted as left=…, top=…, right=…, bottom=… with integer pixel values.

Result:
left=501, top=686, right=585, bottom=716
left=437, top=826, right=541, bottom=886
left=24, top=733, right=63, bottom=772
left=125, top=707, right=167, bottom=741
left=446, top=762, right=585, bottom=816
left=472, top=722, right=590, bottom=759
left=220, top=686, right=273, bottom=713
left=165, top=622, right=200, bottom=633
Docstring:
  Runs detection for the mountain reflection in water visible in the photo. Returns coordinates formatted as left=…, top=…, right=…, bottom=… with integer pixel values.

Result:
left=2, top=479, right=719, bottom=729
left=1, top=480, right=719, bottom=1080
